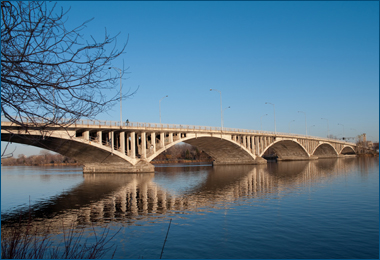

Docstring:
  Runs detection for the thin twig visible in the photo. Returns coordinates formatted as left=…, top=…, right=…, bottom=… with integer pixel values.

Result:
left=160, top=218, right=172, bottom=259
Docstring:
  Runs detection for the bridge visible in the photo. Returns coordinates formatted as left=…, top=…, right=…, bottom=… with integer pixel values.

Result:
left=1, top=118, right=357, bottom=173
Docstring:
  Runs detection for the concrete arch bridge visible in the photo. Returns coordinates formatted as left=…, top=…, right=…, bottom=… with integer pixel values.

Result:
left=1, top=119, right=357, bottom=173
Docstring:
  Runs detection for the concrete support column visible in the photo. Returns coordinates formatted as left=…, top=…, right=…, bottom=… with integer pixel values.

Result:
left=97, top=131, right=102, bottom=145
left=257, top=137, right=260, bottom=155
left=255, top=136, right=259, bottom=155
left=83, top=131, right=89, bottom=141
left=247, top=136, right=251, bottom=152
left=160, top=133, right=165, bottom=149
left=141, top=132, right=146, bottom=159
left=263, top=137, right=266, bottom=154
left=169, top=133, right=173, bottom=144
left=263, top=137, right=266, bottom=150
left=126, top=133, right=130, bottom=156
left=110, top=131, right=114, bottom=152
left=260, top=137, right=263, bottom=155
left=120, top=132, right=125, bottom=154
left=151, top=132, right=156, bottom=153
left=243, top=135, right=246, bottom=148
left=131, top=132, right=136, bottom=159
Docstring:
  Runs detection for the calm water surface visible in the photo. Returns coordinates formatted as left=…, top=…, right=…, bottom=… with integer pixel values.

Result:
left=1, top=157, right=379, bottom=259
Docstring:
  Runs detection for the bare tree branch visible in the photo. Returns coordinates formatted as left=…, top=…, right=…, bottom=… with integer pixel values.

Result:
left=1, top=1, right=136, bottom=130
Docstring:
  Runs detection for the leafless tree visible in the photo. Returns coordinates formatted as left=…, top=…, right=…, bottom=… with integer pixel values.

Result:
left=1, top=1, right=135, bottom=129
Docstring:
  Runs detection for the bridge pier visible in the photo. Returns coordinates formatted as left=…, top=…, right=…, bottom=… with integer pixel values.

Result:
left=83, top=160, right=154, bottom=173
left=277, top=155, right=318, bottom=161
left=212, top=157, right=267, bottom=166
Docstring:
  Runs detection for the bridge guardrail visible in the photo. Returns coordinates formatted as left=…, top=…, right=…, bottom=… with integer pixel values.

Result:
left=1, top=115, right=355, bottom=145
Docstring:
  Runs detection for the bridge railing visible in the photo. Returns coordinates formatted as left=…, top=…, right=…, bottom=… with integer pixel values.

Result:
left=1, top=116, right=355, bottom=145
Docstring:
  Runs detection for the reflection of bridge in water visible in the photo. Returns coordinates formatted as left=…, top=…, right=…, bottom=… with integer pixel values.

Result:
left=2, top=158, right=370, bottom=234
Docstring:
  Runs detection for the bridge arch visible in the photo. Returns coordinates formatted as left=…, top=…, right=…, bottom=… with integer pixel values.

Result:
left=1, top=132, right=139, bottom=169
left=312, top=143, right=339, bottom=158
left=263, top=139, right=310, bottom=160
left=340, top=146, right=356, bottom=155
left=147, top=135, right=257, bottom=165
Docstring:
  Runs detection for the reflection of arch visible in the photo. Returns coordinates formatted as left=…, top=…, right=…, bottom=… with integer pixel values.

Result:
left=148, top=136, right=257, bottom=165
left=313, top=143, right=339, bottom=158
left=263, top=140, right=310, bottom=160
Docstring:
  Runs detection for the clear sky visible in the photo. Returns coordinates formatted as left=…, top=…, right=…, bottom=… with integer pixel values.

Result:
left=2, top=1, right=379, bottom=157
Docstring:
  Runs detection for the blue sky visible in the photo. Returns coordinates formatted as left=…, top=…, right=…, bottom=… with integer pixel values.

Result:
left=2, top=1, right=379, bottom=157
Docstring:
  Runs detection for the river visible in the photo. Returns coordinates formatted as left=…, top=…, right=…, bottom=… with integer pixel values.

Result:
left=1, top=157, right=378, bottom=259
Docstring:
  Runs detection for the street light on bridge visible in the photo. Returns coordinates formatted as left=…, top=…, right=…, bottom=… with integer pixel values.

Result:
left=159, top=95, right=168, bottom=124
left=298, top=111, right=307, bottom=136
left=210, top=89, right=223, bottom=131
left=108, top=67, right=122, bottom=126
left=265, top=102, right=276, bottom=135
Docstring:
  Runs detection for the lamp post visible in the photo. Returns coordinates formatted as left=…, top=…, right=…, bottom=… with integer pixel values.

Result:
left=159, top=95, right=168, bottom=124
left=321, top=118, right=329, bottom=138
left=288, top=120, right=295, bottom=133
left=108, top=67, right=122, bottom=126
left=265, top=102, right=276, bottom=135
left=298, top=111, right=307, bottom=136
left=210, top=89, right=223, bottom=131
left=260, top=114, right=268, bottom=132
left=338, top=123, right=345, bottom=139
